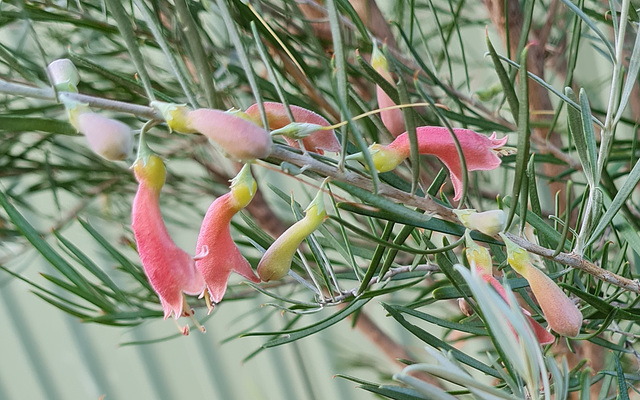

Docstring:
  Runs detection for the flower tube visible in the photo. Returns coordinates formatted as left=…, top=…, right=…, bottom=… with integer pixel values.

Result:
left=195, top=164, right=260, bottom=309
left=244, top=102, right=340, bottom=154
left=257, top=190, right=326, bottom=282
left=348, top=127, right=508, bottom=201
left=152, top=102, right=272, bottom=161
left=500, top=234, right=583, bottom=338
left=465, top=232, right=554, bottom=345
left=132, top=150, right=205, bottom=321
left=371, top=46, right=405, bottom=137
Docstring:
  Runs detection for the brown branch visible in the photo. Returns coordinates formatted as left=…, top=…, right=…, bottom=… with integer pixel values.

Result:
left=268, top=145, right=456, bottom=220
left=505, top=233, right=640, bottom=294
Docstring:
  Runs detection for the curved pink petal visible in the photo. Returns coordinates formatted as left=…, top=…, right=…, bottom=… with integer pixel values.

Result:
left=187, top=109, right=272, bottom=160
left=132, top=158, right=204, bottom=319
left=195, top=193, right=260, bottom=304
left=245, top=102, right=340, bottom=154
left=389, top=127, right=507, bottom=201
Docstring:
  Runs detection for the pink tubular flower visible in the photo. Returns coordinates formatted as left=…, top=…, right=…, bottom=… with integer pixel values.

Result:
left=371, top=47, right=405, bottom=137
left=152, top=102, right=272, bottom=161
left=500, top=233, right=583, bottom=338
left=257, top=190, right=326, bottom=282
left=195, top=164, right=260, bottom=309
left=132, top=154, right=205, bottom=320
left=351, top=127, right=508, bottom=201
left=244, top=102, right=340, bottom=154
left=465, top=232, right=554, bottom=345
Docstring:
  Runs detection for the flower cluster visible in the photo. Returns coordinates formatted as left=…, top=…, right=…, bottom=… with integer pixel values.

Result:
left=52, top=59, right=511, bottom=333
left=127, top=103, right=337, bottom=332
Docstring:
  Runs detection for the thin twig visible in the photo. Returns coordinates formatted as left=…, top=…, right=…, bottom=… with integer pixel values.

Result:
left=505, top=233, right=640, bottom=294
left=0, top=79, right=161, bottom=119
left=268, top=145, right=455, bottom=220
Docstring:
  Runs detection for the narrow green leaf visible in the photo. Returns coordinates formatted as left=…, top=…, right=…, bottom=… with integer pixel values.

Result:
left=505, top=47, right=530, bottom=230
left=77, top=218, right=152, bottom=292
left=562, top=284, right=640, bottom=321
left=615, top=23, right=640, bottom=124
left=486, top=33, right=519, bottom=121
left=497, top=55, right=604, bottom=128
left=565, top=87, right=593, bottom=184
left=553, top=180, right=573, bottom=257
left=105, top=0, right=156, bottom=101
left=53, top=230, right=131, bottom=306
left=615, top=352, right=630, bottom=400
left=0, top=190, right=95, bottom=294
left=336, top=202, right=500, bottom=245
left=329, top=215, right=462, bottom=255
left=335, top=0, right=371, bottom=43
left=387, top=305, right=486, bottom=335
left=578, top=89, right=599, bottom=184
left=31, top=291, right=93, bottom=321
left=359, top=384, right=430, bottom=400
left=357, top=220, right=394, bottom=294
left=433, top=277, right=530, bottom=299
left=356, top=51, right=400, bottom=104
left=579, top=369, right=592, bottom=400
left=331, top=181, right=432, bottom=225
left=382, top=303, right=500, bottom=378
left=253, top=298, right=370, bottom=347
left=133, top=0, right=197, bottom=106
left=558, top=0, right=615, bottom=60
left=586, top=158, right=640, bottom=247
left=0, top=116, right=75, bottom=135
